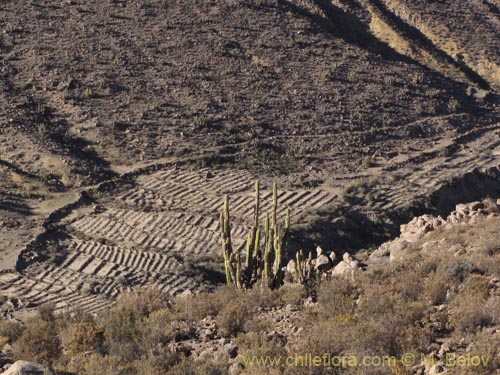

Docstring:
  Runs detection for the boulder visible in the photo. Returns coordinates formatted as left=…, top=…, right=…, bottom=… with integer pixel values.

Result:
left=224, top=343, right=238, bottom=358
left=468, top=201, right=484, bottom=211
left=1, top=361, right=56, bottom=375
left=342, top=253, right=362, bottom=269
left=427, top=364, right=446, bottom=374
left=400, top=215, right=445, bottom=242
left=455, top=203, right=469, bottom=217
left=315, top=254, right=333, bottom=272
left=421, top=240, right=439, bottom=254
left=286, top=259, right=296, bottom=275
left=389, top=240, right=411, bottom=262
left=229, top=362, right=244, bottom=375
left=331, top=261, right=352, bottom=276
left=368, top=242, right=391, bottom=264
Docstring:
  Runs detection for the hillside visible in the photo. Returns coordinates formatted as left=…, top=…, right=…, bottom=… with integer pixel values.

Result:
left=0, top=0, right=499, bottom=346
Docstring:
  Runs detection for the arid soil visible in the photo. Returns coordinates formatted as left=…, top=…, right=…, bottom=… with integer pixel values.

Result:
left=0, top=0, right=500, bottom=316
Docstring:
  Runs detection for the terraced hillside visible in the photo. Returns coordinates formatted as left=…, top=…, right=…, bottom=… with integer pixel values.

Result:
left=4, top=131, right=500, bottom=317
left=0, top=167, right=338, bottom=315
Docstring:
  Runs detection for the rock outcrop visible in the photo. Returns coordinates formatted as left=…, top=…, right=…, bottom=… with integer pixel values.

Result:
left=1, top=361, right=56, bottom=375
left=369, top=198, right=500, bottom=264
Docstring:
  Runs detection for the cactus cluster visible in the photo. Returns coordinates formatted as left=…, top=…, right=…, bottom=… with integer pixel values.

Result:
left=294, top=250, right=318, bottom=297
left=220, top=180, right=290, bottom=290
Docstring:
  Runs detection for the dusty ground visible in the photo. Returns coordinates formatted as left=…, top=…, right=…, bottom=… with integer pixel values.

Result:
left=0, top=0, right=499, bottom=315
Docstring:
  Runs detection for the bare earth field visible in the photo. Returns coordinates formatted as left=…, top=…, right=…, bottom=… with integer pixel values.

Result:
left=0, top=0, right=500, bottom=318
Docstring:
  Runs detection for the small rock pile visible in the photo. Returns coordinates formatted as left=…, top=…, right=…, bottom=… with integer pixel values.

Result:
left=286, top=246, right=365, bottom=280
left=369, top=198, right=500, bottom=264
left=448, top=199, right=500, bottom=224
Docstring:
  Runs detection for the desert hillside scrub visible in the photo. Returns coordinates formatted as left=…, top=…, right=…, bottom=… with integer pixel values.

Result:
left=3, top=217, right=500, bottom=374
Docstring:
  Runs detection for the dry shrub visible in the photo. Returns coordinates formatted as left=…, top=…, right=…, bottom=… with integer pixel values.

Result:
left=243, top=315, right=274, bottom=333
left=423, top=271, right=449, bottom=305
left=454, top=330, right=500, bottom=374
left=442, top=259, right=476, bottom=283
left=317, top=276, right=357, bottom=320
left=117, top=286, right=171, bottom=317
left=132, top=352, right=181, bottom=375
left=237, top=331, right=287, bottom=357
left=165, top=358, right=227, bottom=375
left=175, top=284, right=298, bottom=325
left=138, top=308, right=185, bottom=372
left=175, top=286, right=257, bottom=338
left=217, top=296, right=250, bottom=337
left=394, top=268, right=424, bottom=301
left=60, top=322, right=105, bottom=356
left=288, top=320, right=348, bottom=375
left=13, top=316, right=61, bottom=366
left=245, top=283, right=283, bottom=309
left=0, top=319, right=24, bottom=343
left=140, top=308, right=178, bottom=350
left=174, top=286, right=239, bottom=320
left=349, top=317, right=400, bottom=357
left=357, top=287, right=396, bottom=318
left=355, top=287, right=428, bottom=356
left=485, top=296, right=500, bottom=325
left=131, top=358, right=169, bottom=375
left=450, top=292, right=493, bottom=337
left=81, top=354, right=136, bottom=375
left=102, top=287, right=171, bottom=362
left=274, top=283, right=307, bottom=306
left=237, top=331, right=287, bottom=375
left=462, top=274, right=491, bottom=298
left=473, top=252, right=500, bottom=278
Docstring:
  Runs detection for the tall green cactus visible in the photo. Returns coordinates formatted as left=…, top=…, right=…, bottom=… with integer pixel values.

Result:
left=220, top=180, right=290, bottom=290
left=221, top=195, right=239, bottom=289
left=294, top=249, right=317, bottom=297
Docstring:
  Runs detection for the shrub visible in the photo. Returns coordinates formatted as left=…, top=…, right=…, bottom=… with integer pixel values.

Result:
left=450, top=293, right=492, bottom=337
left=423, top=271, right=449, bottom=305
left=460, top=330, right=500, bottom=374
left=443, top=260, right=476, bottom=283
left=317, top=277, right=357, bottom=320
left=0, top=320, right=24, bottom=343
left=174, top=286, right=239, bottom=321
left=81, top=354, right=136, bottom=375
left=237, top=331, right=288, bottom=375
left=102, top=287, right=171, bottom=362
left=289, top=320, right=347, bottom=375
left=60, top=322, right=105, bottom=356
left=273, top=283, right=306, bottom=306
left=217, top=296, right=250, bottom=337
left=13, top=317, right=61, bottom=365
left=165, top=358, right=227, bottom=375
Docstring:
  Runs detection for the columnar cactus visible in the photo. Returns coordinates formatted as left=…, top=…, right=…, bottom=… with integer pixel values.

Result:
left=294, top=249, right=317, bottom=297
left=221, top=195, right=240, bottom=289
left=221, top=181, right=290, bottom=290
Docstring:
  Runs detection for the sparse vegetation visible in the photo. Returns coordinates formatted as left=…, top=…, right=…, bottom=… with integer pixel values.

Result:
left=362, top=156, right=373, bottom=168
left=448, top=97, right=460, bottom=112
left=3, top=215, right=499, bottom=374
left=412, top=71, right=424, bottom=84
